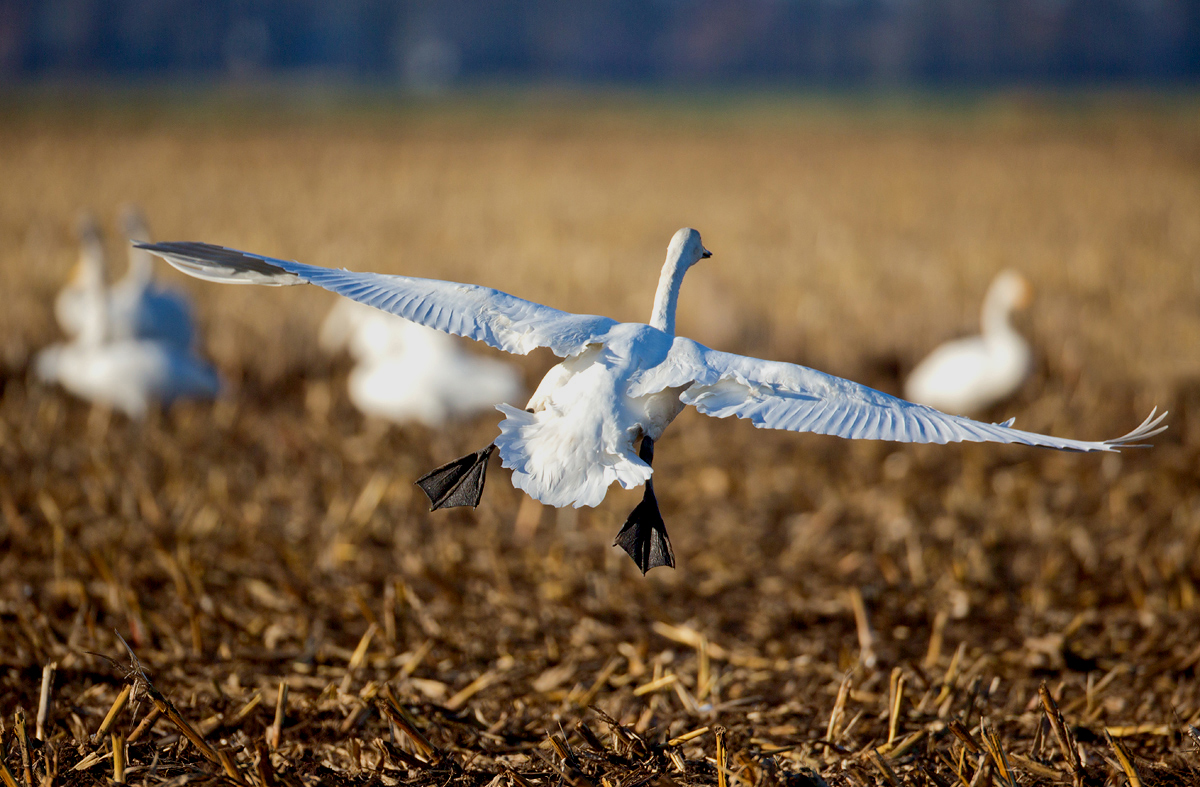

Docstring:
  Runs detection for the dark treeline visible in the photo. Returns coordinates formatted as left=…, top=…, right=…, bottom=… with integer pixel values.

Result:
left=2, top=0, right=1198, bottom=87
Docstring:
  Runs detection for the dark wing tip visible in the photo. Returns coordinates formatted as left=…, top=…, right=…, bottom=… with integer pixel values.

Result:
left=137, top=241, right=296, bottom=279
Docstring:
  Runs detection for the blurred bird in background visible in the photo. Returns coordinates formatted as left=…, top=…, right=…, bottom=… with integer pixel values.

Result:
left=55, top=209, right=196, bottom=349
left=37, top=211, right=220, bottom=417
left=320, top=298, right=522, bottom=428
left=904, top=270, right=1033, bottom=415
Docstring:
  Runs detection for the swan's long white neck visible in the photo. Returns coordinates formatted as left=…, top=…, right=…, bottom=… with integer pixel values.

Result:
left=982, top=302, right=1011, bottom=338
left=981, top=289, right=1021, bottom=345
left=649, top=256, right=688, bottom=335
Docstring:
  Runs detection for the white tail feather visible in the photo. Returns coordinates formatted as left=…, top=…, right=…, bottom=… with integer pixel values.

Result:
left=494, top=404, right=651, bottom=508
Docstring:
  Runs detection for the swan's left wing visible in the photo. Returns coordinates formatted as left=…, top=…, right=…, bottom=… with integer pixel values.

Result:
left=137, top=241, right=617, bottom=358
left=631, top=337, right=1166, bottom=452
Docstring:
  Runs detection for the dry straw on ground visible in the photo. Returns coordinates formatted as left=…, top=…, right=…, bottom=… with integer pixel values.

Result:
left=1, top=96, right=1199, bottom=785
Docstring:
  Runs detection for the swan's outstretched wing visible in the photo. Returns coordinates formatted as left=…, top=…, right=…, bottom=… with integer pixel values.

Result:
left=137, top=241, right=618, bottom=358
left=632, top=337, right=1166, bottom=452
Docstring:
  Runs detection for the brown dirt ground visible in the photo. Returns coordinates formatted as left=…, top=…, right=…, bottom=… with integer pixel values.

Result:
left=1, top=95, right=1199, bottom=785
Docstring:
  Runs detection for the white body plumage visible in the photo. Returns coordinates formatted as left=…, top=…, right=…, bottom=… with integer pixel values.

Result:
left=497, top=324, right=687, bottom=507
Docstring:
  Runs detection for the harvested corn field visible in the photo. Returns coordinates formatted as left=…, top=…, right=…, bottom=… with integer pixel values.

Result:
left=1, top=96, right=1200, bottom=785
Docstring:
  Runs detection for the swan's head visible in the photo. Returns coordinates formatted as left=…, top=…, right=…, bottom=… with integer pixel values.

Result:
left=668, top=227, right=712, bottom=269
left=988, top=270, right=1033, bottom=313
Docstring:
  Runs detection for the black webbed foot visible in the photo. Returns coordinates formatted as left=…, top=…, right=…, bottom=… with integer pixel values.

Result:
left=613, top=482, right=675, bottom=574
left=613, top=436, right=675, bottom=574
left=416, top=444, right=496, bottom=510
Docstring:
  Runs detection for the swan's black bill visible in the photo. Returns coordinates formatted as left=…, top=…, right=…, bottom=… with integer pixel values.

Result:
left=417, top=444, right=495, bottom=510
left=614, top=483, right=675, bottom=574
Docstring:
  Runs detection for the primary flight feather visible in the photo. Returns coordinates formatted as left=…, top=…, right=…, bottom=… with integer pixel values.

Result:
left=138, top=229, right=1166, bottom=573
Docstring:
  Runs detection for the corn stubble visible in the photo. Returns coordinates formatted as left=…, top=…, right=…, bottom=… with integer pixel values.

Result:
left=1, top=100, right=1199, bottom=785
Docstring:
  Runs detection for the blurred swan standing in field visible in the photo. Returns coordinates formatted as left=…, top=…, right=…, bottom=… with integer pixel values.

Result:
left=54, top=209, right=196, bottom=349
left=39, top=212, right=219, bottom=417
left=141, top=230, right=1165, bottom=574
left=905, top=270, right=1033, bottom=414
left=319, top=299, right=522, bottom=427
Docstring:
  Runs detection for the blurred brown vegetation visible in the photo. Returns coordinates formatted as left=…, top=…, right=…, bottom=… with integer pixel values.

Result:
left=0, top=97, right=1198, bottom=785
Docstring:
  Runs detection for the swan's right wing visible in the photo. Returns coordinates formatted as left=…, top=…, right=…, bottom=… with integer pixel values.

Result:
left=631, top=336, right=1166, bottom=452
left=138, top=241, right=617, bottom=358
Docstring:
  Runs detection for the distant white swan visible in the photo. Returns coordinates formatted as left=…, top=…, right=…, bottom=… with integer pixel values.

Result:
left=320, top=299, right=522, bottom=427
left=54, top=211, right=195, bottom=349
left=905, top=270, right=1034, bottom=414
left=40, top=213, right=218, bottom=418
left=140, top=230, right=1166, bottom=573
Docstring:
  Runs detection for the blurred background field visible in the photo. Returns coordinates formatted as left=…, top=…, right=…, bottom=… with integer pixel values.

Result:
left=2, top=95, right=1199, bottom=785
left=4, top=95, right=1200, bottom=389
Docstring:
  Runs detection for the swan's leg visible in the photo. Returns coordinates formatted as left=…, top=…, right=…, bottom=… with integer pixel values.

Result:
left=613, top=437, right=676, bottom=574
left=416, top=444, right=495, bottom=510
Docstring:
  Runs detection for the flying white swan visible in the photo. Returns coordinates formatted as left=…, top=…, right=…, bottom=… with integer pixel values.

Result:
left=54, top=210, right=196, bottom=350
left=138, top=230, right=1166, bottom=573
left=319, top=299, right=523, bottom=427
left=905, top=270, right=1033, bottom=414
